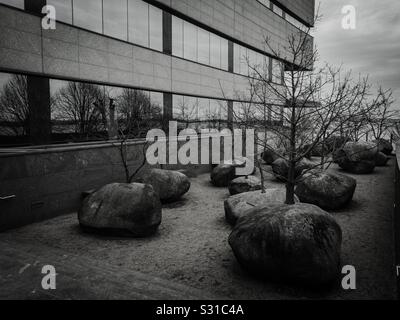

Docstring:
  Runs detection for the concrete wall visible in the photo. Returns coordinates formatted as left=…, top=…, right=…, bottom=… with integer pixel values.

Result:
left=275, top=0, right=315, bottom=26
left=0, top=5, right=286, bottom=102
left=394, top=146, right=400, bottom=299
left=0, top=138, right=218, bottom=231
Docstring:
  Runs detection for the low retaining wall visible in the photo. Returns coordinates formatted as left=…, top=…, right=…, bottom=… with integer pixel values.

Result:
left=0, top=137, right=227, bottom=231
left=394, top=145, right=400, bottom=299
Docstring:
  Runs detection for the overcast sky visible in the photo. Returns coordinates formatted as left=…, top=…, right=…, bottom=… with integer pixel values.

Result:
left=314, top=0, right=400, bottom=107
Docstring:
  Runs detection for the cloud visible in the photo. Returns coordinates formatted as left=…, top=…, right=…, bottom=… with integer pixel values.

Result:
left=314, top=0, right=400, bottom=107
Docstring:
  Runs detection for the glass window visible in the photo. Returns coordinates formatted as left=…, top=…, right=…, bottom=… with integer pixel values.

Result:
left=272, top=4, right=284, bottom=17
left=198, top=98, right=210, bottom=121
left=172, top=16, right=183, bottom=57
left=272, top=59, right=283, bottom=84
left=197, top=28, right=210, bottom=65
left=220, top=39, right=229, bottom=71
left=128, top=0, right=149, bottom=47
left=150, top=92, right=163, bottom=116
left=149, top=5, right=162, bottom=51
left=173, top=94, right=184, bottom=119
left=184, top=96, right=198, bottom=121
left=184, top=22, right=197, bottom=61
left=233, top=44, right=240, bottom=74
left=210, top=34, right=221, bottom=69
left=239, top=46, right=248, bottom=76
left=73, top=0, right=103, bottom=33
left=103, top=0, right=128, bottom=41
left=46, top=0, right=72, bottom=24
left=0, top=0, right=24, bottom=9
left=209, top=99, right=220, bottom=120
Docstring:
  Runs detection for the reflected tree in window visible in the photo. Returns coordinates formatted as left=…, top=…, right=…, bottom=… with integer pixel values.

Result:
left=116, top=88, right=162, bottom=138
left=0, top=74, right=29, bottom=136
left=53, top=82, right=107, bottom=140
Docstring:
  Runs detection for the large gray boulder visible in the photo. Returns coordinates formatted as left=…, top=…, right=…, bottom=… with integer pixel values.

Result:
left=211, top=164, right=237, bottom=187
left=79, top=183, right=162, bottom=237
left=261, top=149, right=280, bottom=165
left=295, top=170, right=356, bottom=210
left=229, top=203, right=342, bottom=287
left=141, top=169, right=190, bottom=203
left=336, top=142, right=378, bottom=174
left=224, top=189, right=298, bottom=225
left=272, top=158, right=315, bottom=182
left=375, top=152, right=389, bottom=167
left=228, top=176, right=262, bottom=195
left=374, top=139, right=393, bottom=156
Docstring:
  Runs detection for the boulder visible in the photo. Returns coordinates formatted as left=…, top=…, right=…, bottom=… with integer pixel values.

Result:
left=211, top=164, right=237, bottom=187
left=374, top=139, right=393, bottom=156
left=228, top=176, right=262, bottom=195
left=375, top=152, right=389, bottom=167
left=228, top=203, right=342, bottom=287
left=295, top=170, right=356, bottom=210
left=261, top=149, right=280, bottom=165
left=272, top=158, right=315, bottom=182
left=337, top=142, right=378, bottom=174
left=141, top=169, right=190, bottom=203
left=224, top=189, right=298, bottom=225
left=78, top=183, right=162, bottom=237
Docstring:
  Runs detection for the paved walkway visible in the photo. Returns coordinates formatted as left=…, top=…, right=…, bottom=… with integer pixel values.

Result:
left=0, top=161, right=397, bottom=300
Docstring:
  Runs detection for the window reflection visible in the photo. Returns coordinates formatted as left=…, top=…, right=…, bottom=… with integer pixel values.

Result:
left=197, top=28, right=210, bottom=65
left=149, top=5, right=162, bottom=51
left=128, top=0, right=149, bottom=47
left=73, top=0, right=103, bottom=33
left=172, top=16, right=184, bottom=57
left=103, top=0, right=128, bottom=41
left=46, top=0, right=72, bottom=24
left=210, top=34, right=221, bottom=69
left=184, top=22, right=197, bottom=61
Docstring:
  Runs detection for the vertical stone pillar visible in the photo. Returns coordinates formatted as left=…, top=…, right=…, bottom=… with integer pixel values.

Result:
left=24, top=0, right=46, bottom=14
left=27, top=76, right=52, bottom=145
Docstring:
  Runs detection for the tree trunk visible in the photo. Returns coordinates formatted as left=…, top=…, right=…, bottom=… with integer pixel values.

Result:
left=285, top=161, right=296, bottom=205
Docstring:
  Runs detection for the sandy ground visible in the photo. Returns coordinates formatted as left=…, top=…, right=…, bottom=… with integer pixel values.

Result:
left=0, top=160, right=397, bottom=300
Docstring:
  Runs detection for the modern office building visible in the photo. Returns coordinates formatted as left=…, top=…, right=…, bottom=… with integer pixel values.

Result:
left=0, top=0, right=315, bottom=229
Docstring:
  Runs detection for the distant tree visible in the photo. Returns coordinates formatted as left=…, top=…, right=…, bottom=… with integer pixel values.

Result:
left=53, top=82, right=107, bottom=139
left=0, top=74, right=29, bottom=136
left=365, top=87, right=397, bottom=142
left=114, top=88, right=162, bottom=183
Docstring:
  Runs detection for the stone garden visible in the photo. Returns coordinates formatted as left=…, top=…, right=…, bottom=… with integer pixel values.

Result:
left=47, top=137, right=395, bottom=298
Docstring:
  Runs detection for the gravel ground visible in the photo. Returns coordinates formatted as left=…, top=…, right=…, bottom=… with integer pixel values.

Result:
left=0, top=159, right=397, bottom=300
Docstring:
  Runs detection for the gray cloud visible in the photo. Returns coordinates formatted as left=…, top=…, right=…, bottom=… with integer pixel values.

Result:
left=314, top=0, right=400, bottom=107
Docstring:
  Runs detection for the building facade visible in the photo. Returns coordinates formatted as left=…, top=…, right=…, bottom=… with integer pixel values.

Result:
left=0, top=0, right=315, bottom=229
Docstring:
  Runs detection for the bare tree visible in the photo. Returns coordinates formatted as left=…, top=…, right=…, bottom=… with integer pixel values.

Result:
left=53, top=82, right=107, bottom=139
left=365, top=87, right=397, bottom=142
left=234, top=17, right=377, bottom=204
left=114, top=88, right=162, bottom=183
left=0, top=74, right=29, bottom=136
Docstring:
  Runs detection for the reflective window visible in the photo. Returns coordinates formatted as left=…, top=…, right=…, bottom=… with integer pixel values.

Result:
left=73, top=0, right=103, bottom=33
left=128, top=0, right=149, bottom=47
left=46, top=0, right=72, bottom=24
left=272, top=4, right=284, bottom=17
left=210, top=34, right=221, bottom=69
left=149, top=5, right=162, bottom=51
left=197, top=29, right=210, bottom=65
left=172, top=16, right=184, bottom=57
left=103, top=0, right=128, bottom=41
left=272, top=59, right=283, bottom=84
left=184, top=21, right=197, bottom=61
left=198, top=98, right=210, bottom=121
left=0, top=0, right=24, bottom=9
left=220, top=39, right=229, bottom=71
